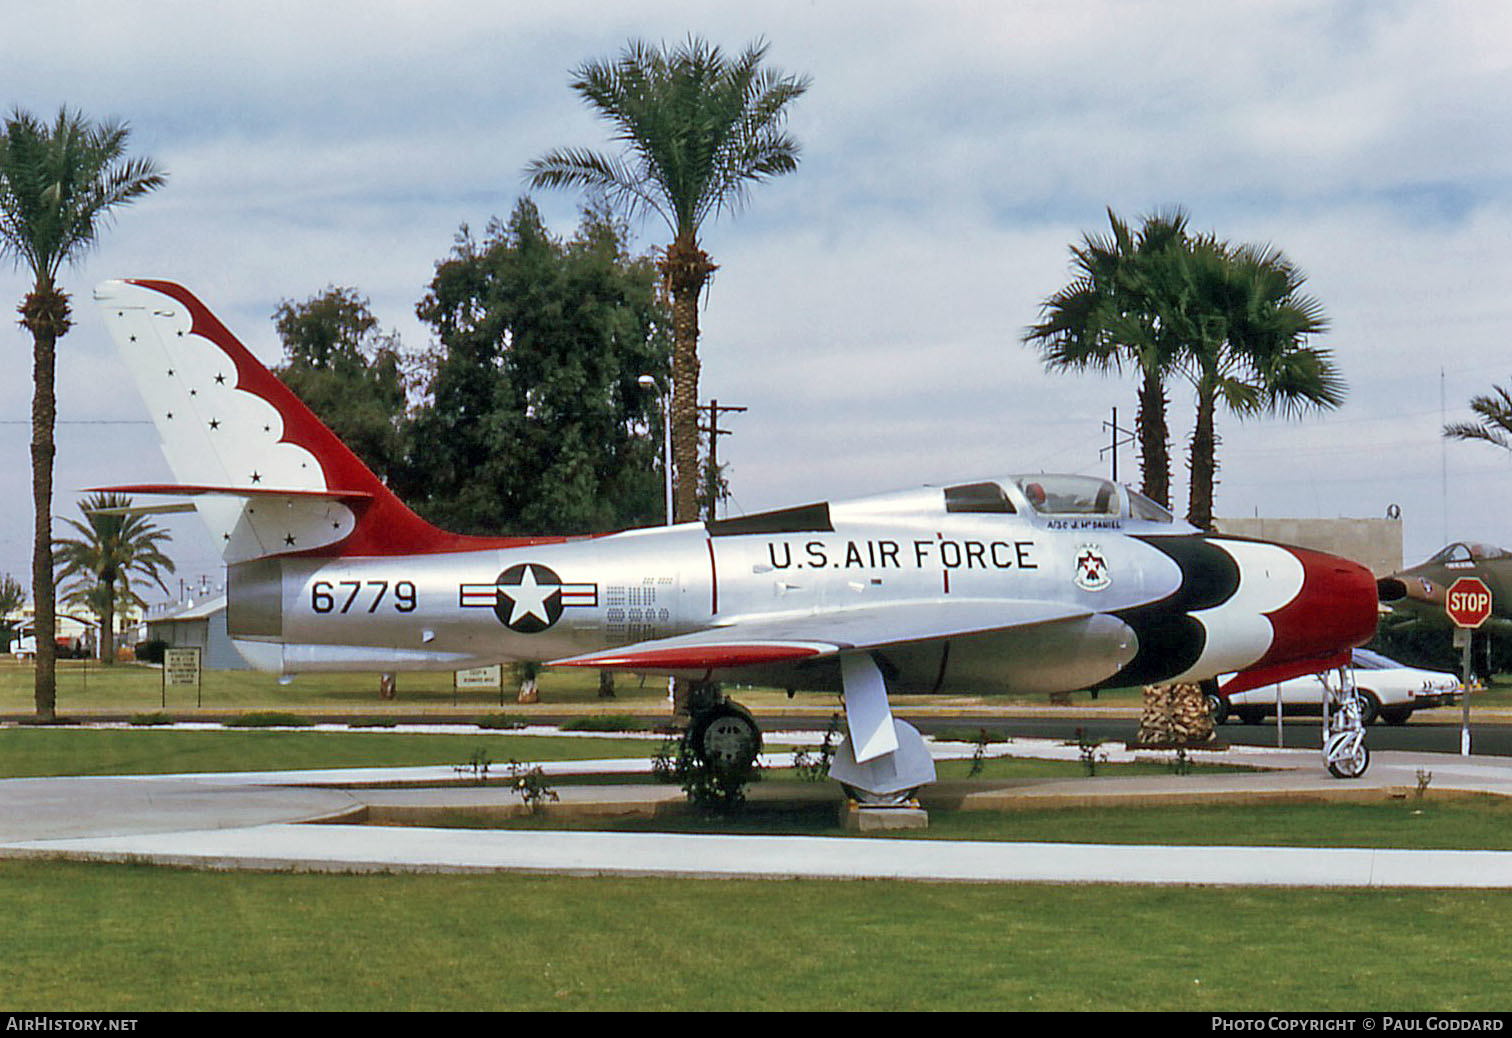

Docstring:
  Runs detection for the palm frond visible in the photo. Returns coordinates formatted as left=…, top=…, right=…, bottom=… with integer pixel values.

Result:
left=1446, top=385, right=1512, bottom=451
left=526, top=37, right=807, bottom=242
left=0, top=107, right=165, bottom=280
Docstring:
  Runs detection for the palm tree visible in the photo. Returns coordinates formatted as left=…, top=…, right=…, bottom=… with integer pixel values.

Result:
left=1023, top=208, right=1190, bottom=509
left=1445, top=385, right=1512, bottom=451
left=526, top=37, right=808, bottom=522
left=1159, top=237, right=1341, bottom=530
left=0, top=108, right=164, bottom=715
left=54, top=494, right=175, bottom=665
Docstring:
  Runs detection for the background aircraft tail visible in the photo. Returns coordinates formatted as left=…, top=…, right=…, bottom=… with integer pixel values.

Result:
left=94, top=279, right=556, bottom=561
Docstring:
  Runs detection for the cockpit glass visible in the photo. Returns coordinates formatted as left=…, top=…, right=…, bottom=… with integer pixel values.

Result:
left=1012, top=475, right=1121, bottom=516
left=1126, top=488, right=1174, bottom=523
left=944, top=481, right=1015, bottom=514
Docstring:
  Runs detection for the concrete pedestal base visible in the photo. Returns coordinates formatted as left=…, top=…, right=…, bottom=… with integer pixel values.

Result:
left=841, top=802, right=929, bottom=832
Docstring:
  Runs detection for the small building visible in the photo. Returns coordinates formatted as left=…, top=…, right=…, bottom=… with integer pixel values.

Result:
left=144, top=595, right=248, bottom=670
left=1212, top=516, right=1403, bottom=577
left=4, top=608, right=98, bottom=657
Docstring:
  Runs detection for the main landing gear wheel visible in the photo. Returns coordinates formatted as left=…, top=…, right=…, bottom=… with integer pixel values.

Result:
left=688, top=702, right=762, bottom=775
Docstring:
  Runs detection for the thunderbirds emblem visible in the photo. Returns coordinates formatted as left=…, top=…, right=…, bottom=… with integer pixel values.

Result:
left=460, top=564, right=597, bottom=633
left=1074, top=545, right=1111, bottom=591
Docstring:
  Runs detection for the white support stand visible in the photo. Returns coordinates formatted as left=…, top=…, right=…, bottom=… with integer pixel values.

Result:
left=829, top=719, right=937, bottom=813
left=839, top=654, right=899, bottom=762
left=831, top=655, right=935, bottom=823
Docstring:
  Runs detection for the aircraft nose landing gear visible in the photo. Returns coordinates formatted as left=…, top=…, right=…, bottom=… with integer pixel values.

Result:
left=1324, top=665, right=1370, bottom=779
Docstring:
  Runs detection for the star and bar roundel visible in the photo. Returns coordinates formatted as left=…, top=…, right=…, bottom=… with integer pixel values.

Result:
left=460, top=564, right=598, bottom=633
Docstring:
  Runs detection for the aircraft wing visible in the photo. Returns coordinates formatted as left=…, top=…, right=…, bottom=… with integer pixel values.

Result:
left=551, top=598, right=1093, bottom=671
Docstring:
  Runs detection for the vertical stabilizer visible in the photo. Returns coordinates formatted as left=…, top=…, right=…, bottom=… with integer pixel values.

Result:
left=94, top=279, right=557, bottom=560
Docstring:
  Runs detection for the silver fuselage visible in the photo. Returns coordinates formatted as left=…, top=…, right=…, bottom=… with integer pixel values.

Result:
left=226, top=486, right=1250, bottom=695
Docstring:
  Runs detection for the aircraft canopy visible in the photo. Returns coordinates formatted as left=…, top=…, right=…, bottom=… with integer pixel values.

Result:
left=1005, top=474, right=1174, bottom=522
left=1426, top=542, right=1512, bottom=564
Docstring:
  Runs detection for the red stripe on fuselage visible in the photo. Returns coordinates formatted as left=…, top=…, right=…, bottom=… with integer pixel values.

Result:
left=557, top=645, right=823, bottom=670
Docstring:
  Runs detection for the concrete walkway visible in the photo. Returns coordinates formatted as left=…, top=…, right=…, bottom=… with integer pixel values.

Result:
left=5, top=732, right=1512, bottom=887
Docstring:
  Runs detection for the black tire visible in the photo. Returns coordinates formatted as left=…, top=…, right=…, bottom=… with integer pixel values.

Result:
left=1327, top=741, right=1370, bottom=779
left=1238, top=707, right=1266, bottom=725
left=1355, top=689, right=1381, bottom=726
left=688, top=702, right=762, bottom=774
left=1205, top=692, right=1230, bottom=725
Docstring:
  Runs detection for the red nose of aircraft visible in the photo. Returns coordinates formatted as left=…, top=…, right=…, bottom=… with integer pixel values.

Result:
left=1264, top=546, right=1379, bottom=668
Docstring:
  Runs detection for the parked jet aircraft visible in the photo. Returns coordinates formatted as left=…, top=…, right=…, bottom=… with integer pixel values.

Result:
left=1378, top=542, right=1512, bottom=634
left=95, top=279, right=1380, bottom=796
left=1377, top=542, right=1512, bottom=681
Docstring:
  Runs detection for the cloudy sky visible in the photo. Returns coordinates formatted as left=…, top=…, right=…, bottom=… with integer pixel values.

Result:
left=3, top=0, right=1510, bottom=600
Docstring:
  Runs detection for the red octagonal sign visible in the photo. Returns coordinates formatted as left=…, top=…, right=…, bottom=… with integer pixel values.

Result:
left=1446, top=577, right=1494, bottom=629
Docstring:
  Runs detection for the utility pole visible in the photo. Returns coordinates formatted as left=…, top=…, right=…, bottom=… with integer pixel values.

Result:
left=700, top=399, right=747, bottom=521
left=1100, top=406, right=1136, bottom=483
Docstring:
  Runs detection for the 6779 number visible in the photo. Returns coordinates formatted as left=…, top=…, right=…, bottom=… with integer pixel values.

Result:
left=311, top=579, right=417, bottom=614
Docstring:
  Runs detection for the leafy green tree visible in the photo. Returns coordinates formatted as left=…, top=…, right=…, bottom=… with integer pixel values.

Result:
left=0, top=107, right=165, bottom=716
left=526, top=37, right=808, bottom=522
left=54, top=494, right=175, bottom=665
left=400, top=199, right=670, bottom=535
left=0, top=573, right=23, bottom=612
left=1023, top=208, right=1190, bottom=509
left=273, top=287, right=408, bottom=483
left=0, top=573, right=24, bottom=643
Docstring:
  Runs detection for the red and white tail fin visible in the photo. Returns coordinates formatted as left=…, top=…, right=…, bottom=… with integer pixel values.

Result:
left=94, top=279, right=550, bottom=561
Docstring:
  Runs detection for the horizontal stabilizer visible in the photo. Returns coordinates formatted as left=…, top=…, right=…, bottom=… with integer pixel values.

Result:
left=86, top=482, right=371, bottom=562
left=91, top=482, right=373, bottom=503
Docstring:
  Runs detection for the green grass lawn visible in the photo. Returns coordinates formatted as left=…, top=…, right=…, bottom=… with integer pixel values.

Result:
left=0, top=727, right=660, bottom=778
left=0, top=658, right=1143, bottom=716
left=497, top=795, right=1512, bottom=850
left=0, top=860, right=1507, bottom=1011
left=4, top=708, right=1512, bottom=1010
left=0, top=658, right=700, bottom=714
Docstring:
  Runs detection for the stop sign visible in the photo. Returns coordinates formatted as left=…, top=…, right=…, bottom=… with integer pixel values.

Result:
left=1446, top=577, right=1494, bottom=629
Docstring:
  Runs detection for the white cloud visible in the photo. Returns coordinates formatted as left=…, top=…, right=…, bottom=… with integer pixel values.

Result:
left=4, top=0, right=1512, bottom=588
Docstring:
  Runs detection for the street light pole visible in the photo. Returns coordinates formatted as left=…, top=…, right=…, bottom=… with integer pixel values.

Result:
left=638, top=375, right=673, bottom=526
left=636, top=375, right=678, bottom=710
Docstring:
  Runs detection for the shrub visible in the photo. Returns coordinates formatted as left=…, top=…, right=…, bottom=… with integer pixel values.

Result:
left=475, top=714, right=527, bottom=730
left=560, top=714, right=651, bottom=733
left=134, top=639, right=168, bottom=664
left=223, top=711, right=315, bottom=728
left=128, top=712, right=174, bottom=726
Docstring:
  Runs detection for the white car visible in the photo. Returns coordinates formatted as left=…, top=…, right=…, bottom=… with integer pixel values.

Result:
left=1212, top=648, right=1461, bottom=726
